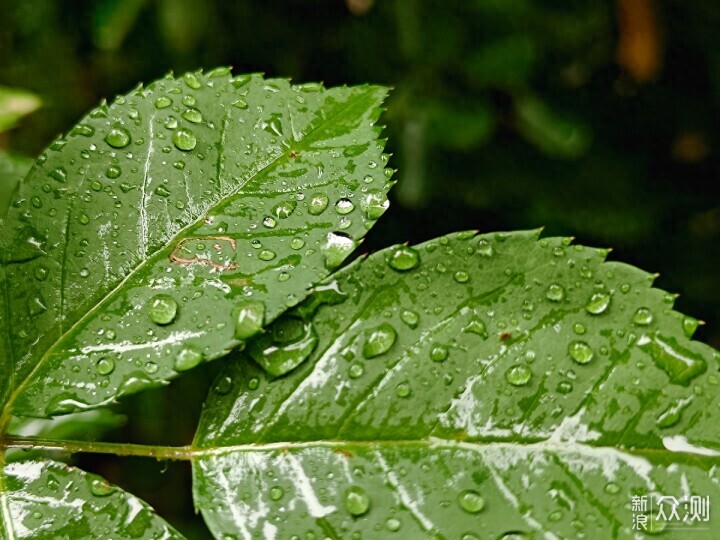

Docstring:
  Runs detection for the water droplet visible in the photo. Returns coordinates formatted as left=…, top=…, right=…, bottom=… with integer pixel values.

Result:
left=349, top=363, right=364, bottom=379
left=335, top=198, right=355, bottom=215
left=453, top=271, right=469, bottom=283
left=633, top=307, right=653, bottom=326
left=363, top=323, right=397, bottom=358
left=145, top=362, right=159, bottom=374
left=105, top=126, right=131, bottom=148
left=344, top=486, right=370, bottom=516
left=568, top=341, right=594, bottom=364
left=148, top=294, right=178, bottom=325
left=308, top=193, right=329, bottom=215
left=259, top=249, right=276, bottom=261
left=604, top=482, right=620, bottom=495
left=232, top=98, right=248, bottom=109
left=34, top=267, right=48, bottom=281
left=387, top=246, right=420, bottom=272
left=154, top=96, right=172, bottom=109
left=556, top=381, right=573, bottom=394
left=269, top=200, right=296, bottom=219
left=463, top=318, right=487, bottom=338
left=184, top=72, right=202, bottom=89
left=213, top=375, right=232, bottom=395
left=400, top=309, right=419, bottom=328
left=71, top=124, right=95, bottom=137
left=477, top=239, right=493, bottom=257
left=182, top=108, right=203, bottom=123
left=291, top=238, right=305, bottom=250
left=173, top=128, right=197, bottom=151
left=385, top=518, right=401, bottom=531
left=322, top=232, right=355, bottom=270
left=585, top=292, right=611, bottom=315
left=233, top=300, right=265, bottom=340
left=458, top=490, right=485, bottom=513
left=682, top=316, right=699, bottom=338
left=89, top=478, right=115, bottom=497
left=96, top=357, right=115, bottom=376
left=269, top=486, right=284, bottom=501
left=572, top=323, right=586, bottom=335
left=548, top=510, right=563, bottom=522
left=505, top=365, right=532, bottom=386
left=546, top=284, right=565, bottom=302
left=360, top=190, right=388, bottom=220
left=106, top=165, right=122, bottom=179
left=430, top=344, right=449, bottom=362
left=262, top=216, right=277, bottom=228
left=396, top=382, right=411, bottom=397
left=248, top=377, right=260, bottom=390
left=639, top=333, right=706, bottom=385
left=175, top=345, right=203, bottom=371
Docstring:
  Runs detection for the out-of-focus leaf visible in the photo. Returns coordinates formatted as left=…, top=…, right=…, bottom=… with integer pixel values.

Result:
left=0, top=87, right=41, bottom=132
left=0, top=152, right=32, bottom=217
left=0, top=69, right=392, bottom=418
left=0, top=459, right=185, bottom=539
left=425, top=100, right=495, bottom=151
left=193, top=230, right=720, bottom=538
left=467, top=35, right=537, bottom=89
left=516, top=95, right=591, bottom=158
left=91, top=0, right=149, bottom=51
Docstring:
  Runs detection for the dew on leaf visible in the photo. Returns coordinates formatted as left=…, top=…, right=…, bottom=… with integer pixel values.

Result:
left=148, top=294, right=178, bottom=325
left=269, top=486, right=284, bottom=501
left=477, top=239, right=493, bottom=257
left=360, top=190, right=388, bottom=220
left=344, top=486, right=370, bottom=516
left=175, top=345, right=204, bottom=371
left=453, top=271, right=469, bottom=283
left=96, top=357, right=115, bottom=376
left=182, top=108, right=203, bottom=123
left=335, top=198, right=355, bottom=214
left=458, top=490, right=485, bottom=513
left=385, top=518, right=402, bottom=531
left=633, top=307, right=654, bottom=326
left=105, top=126, right=131, bottom=148
left=154, top=96, right=172, bottom=109
left=430, top=344, right=449, bottom=362
left=259, top=249, right=276, bottom=261
left=349, top=363, right=364, bottom=379
left=89, top=478, right=115, bottom=497
left=505, top=365, right=532, bottom=386
left=213, top=375, right=233, bottom=395
left=568, top=341, right=594, bottom=364
left=682, top=316, right=699, bottom=338
left=308, top=193, right=330, bottom=215
left=395, top=382, right=411, bottom=397
left=106, top=165, right=122, bottom=179
left=362, top=323, right=397, bottom=358
left=173, top=128, right=197, bottom=151
left=585, top=292, right=611, bottom=315
left=546, top=284, right=565, bottom=302
left=273, top=200, right=297, bottom=218
left=233, top=300, right=265, bottom=340
left=322, top=232, right=354, bottom=270
left=262, top=216, right=277, bottom=228
left=639, top=334, right=706, bottom=385
left=386, top=245, right=420, bottom=272
left=400, top=309, right=419, bottom=328
left=290, top=238, right=306, bottom=250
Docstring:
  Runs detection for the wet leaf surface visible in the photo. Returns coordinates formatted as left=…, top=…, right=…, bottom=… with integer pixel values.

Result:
left=0, top=69, right=391, bottom=417
left=194, top=230, right=720, bottom=538
left=0, top=459, right=184, bottom=539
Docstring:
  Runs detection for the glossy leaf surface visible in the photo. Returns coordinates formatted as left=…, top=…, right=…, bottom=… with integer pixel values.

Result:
left=0, top=153, right=32, bottom=217
left=0, top=69, right=391, bottom=418
left=0, top=459, right=184, bottom=539
left=194, top=230, right=720, bottom=538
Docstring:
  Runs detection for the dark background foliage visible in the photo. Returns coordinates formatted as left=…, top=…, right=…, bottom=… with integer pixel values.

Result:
left=1, top=0, right=719, bottom=536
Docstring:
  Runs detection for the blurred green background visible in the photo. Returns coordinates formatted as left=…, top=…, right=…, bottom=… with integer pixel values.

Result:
left=2, top=0, right=720, bottom=536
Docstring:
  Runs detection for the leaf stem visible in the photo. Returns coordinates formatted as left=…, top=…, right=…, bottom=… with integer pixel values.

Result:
left=0, top=436, right=194, bottom=461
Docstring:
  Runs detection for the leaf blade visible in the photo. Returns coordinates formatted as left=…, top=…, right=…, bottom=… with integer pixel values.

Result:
left=193, top=230, right=720, bottom=538
left=0, top=70, right=392, bottom=417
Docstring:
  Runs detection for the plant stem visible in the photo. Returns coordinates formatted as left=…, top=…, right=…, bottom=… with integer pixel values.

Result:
left=0, top=436, right=194, bottom=461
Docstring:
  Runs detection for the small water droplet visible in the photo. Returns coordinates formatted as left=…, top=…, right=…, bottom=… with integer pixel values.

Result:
left=568, top=341, right=594, bottom=364
left=546, top=284, right=565, bottom=302
left=349, top=363, right=364, bottom=379
left=400, top=309, right=419, bottom=328
left=458, top=490, right=485, bottom=513
left=604, top=482, right=620, bottom=495
left=430, top=344, right=449, bottom=362
left=290, top=238, right=305, bottom=250
left=585, top=292, right=611, bottom=315
left=173, top=128, right=197, bottom=151
left=682, top=316, right=699, bottom=338
left=96, top=357, right=115, bottom=376
left=453, top=271, right=469, bottom=283
left=89, top=478, right=115, bottom=497
left=105, top=126, right=131, bottom=148
left=262, top=216, right=277, bottom=228
left=572, top=323, right=586, bottom=335
left=148, top=294, right=178, bottom=325
left=106, top=165, right=122, bottom=179
left=633, top=307, right=653, bottom=326
left=145, top=362, right=159, bottom=374
left=363, top=323, right=397, bottom=358
left=385, top=518, right=401, bottom=532
left=184, top=72, right=202, bottom=89
left=477, top=239, right=493, bottom=257
left=557, top=381, right=573, bottom=394
left=233, top=300, right=265, bottom=340
left=387, top=246, right=420, bottom=272
left=175, top=345, right=204, bottom=371
left=154, top=96, right=172, bottom=109
left=259, top=249, right=276, bottom=261
left=213, top=375, right=233, bottom=395
left=182, top=108, right=203, bottom=123
left=269, top=486, right=285, bottom=501
left=505, top=365, right=532, bottom=386
left=344, top=486, right=370, bottom=516
left=335, top=198, right=355, bottom=214
left=308, top=193, right=330, bottom=215
left=395, top=382, right=411, bottom=397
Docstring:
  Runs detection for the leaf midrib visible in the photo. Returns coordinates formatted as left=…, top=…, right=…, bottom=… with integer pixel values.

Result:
left=0, top=86, right=380, bottom=425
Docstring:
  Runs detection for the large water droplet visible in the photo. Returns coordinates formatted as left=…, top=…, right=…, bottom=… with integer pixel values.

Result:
left=105, top=126, right=131, bottom=148
left=148, top=294, right=178, bottom=325
left=182, top=108, right=203, bottom=124
left=233, top=300, right=265, bottom=340
left=568, top=341, right=594, bottom=364
left=430, top=344, right=449, bottom=362
left=308, top=193, right=329, bottom=215
left=363, top=323, right=397, bottom=358
left=585, top=292, right=611, bottom=315
left=385, top=518, right=401, bottom=531
left=458, top=490, right=485, bottom=513
left=386, top=246, right=420, bottom=272
left=173, top=128, right=197, bottom=151
left=273, top=200, right=297, bottom=218
left=154, top=96, right=172, bottom=109
left=96, top=357, right=115, bottom=376
left=360, top=190, right=389, bottom=220
left=175, top=345, right=203, bottom=371
left=505, top=364, right=532, bottom=386
left=335, top=198, right=355, bottom=215
left=248, top=316, right=318, bottom=377
left=322, top=232, right=355, bottom=270
left=269, top=486, right=284, bottom=501
left=633, top=307, right=653, bottom=326
left=638, top=333, right=707, bottom=385
left=400, top=309, right=419, bottom=328
left=344, top=486, right=370, bottom=516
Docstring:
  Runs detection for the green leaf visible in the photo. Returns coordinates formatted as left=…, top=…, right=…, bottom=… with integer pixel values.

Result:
left=0, top=87, right=41, bottom=132
left=193, top=230, right=720, bottom=538
left=0, top=152, right=32, bottom=217
left=0, top=69, right=392, bottom=418
left=0, top=459, right=184, bottom=539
